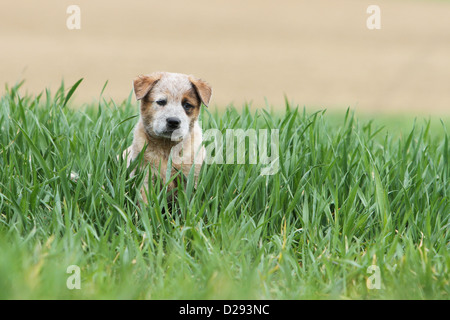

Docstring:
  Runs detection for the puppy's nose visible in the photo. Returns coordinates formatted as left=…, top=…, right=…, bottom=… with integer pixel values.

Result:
left=166, top=117, right=181, bottom=129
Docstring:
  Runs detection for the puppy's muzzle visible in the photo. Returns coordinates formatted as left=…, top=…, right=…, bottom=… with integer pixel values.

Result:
left=166, top=117, right=181, bottom=130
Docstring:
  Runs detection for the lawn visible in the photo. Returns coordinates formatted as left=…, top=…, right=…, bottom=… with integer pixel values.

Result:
left=0, top=81, right=448, bottom=299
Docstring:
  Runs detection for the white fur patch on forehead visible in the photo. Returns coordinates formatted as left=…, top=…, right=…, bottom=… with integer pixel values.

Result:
left=151, top=72, right=192, bottom=101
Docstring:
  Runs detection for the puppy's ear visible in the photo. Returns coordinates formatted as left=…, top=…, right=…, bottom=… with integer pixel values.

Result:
left=189, top=76, right=212, bottom=107
left=133, top=73, right=162, bottom=100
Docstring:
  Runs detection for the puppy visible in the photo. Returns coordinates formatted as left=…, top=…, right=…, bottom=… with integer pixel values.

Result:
left=123, top=72, right=212, bottom=203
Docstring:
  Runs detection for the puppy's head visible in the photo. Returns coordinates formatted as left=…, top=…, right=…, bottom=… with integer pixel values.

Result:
left=134, top=72, right=212, bottom=142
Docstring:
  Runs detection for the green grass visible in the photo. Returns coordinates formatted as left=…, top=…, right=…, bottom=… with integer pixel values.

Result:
left=0, top=81, right=449, bottom=299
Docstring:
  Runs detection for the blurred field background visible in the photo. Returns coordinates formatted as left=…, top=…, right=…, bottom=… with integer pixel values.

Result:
left=1, top=0, right=450, bottom=114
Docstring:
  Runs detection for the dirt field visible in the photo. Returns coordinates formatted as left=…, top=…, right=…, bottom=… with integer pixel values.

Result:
left=1, top=0, right=449, bottom=114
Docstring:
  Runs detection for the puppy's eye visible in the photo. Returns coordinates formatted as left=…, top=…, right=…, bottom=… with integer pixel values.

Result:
left=156, top=99, right=167, bottom=106
left=183, top=102, right=193, bottom=110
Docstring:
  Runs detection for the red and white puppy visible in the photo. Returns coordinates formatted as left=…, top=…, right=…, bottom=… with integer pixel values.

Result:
left=123, top=72, right=211, bottom=203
